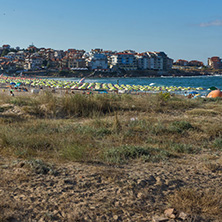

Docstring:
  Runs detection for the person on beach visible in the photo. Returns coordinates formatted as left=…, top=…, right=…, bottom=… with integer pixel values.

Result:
left=10, top=90, right=14, bottom=96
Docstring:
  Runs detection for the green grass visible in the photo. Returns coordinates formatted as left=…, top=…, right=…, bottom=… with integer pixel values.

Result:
left=103, top=145, right=173, bottom=164
left=213, top=137, right=222, bottom=149
left=168, top=121, right=194, bottom=134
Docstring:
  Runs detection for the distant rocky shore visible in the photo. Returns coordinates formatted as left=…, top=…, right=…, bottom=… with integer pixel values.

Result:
left=10, top=69, right=220, bottom=78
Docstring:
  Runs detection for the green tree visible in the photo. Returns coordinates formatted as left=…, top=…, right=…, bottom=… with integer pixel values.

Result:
left=1, top=49, right=9, bottom=57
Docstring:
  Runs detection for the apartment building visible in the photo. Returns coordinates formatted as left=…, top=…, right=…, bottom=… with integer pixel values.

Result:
left=174, top=59, right=188, bottom=66
left=87, top=53, right=108, bottom=70
left=110, top=53, right=137, bottom=71
left=24, top=54, right=43, bottom=70
left=208, top=56, right=222, bottom=69
left=188, top=60, right=204, bottom=67
left=136, top=51, right=173, bottom=71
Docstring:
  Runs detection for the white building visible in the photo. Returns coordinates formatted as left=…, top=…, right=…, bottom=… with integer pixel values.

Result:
left=88, top=53, right=108, bottom=70
left=110, top=53, right=137, bottom=70
left=136, top=53, right=149, bottom=70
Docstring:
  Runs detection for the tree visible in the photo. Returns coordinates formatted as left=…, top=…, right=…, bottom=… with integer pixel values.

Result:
left=1, top=49, right=9, bottom=57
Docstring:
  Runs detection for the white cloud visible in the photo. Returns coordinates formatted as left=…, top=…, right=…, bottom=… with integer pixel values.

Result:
left=199, top=20, right=222, bottom=27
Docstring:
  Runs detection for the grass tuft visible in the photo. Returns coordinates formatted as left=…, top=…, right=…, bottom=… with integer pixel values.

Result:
left=168, top=188, right=222, bottom=217
left=169, top=121, right=193, bottom=134
left=103, top=145, right=172, bottom=164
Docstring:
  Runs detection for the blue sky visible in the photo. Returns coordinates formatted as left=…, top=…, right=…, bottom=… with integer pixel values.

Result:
left=0, top=0, right=222, bottom=64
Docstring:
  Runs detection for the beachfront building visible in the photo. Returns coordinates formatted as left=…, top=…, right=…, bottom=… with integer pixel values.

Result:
left=60, top=56, right=86, bottom=69
left=68, top=57, right=86, bottom=69
left=208, top=56, right=222, bottom=69
left=110, top=53, right=137, bottom=71
left=146, top=52, right=163, bottom=70
left=136, top=51, right=173, bottom=71
left=59, top=49, right=87, bottom=70
left=187, top=60, right=204, bottom=67
left=136, top=53, right=149, bottom=70
left=136, top=52, right=160, bottom=70
left=87, top=52, right=108, bottom=70
left=155, top=52, right=173, bottom=70
left=167, top=57, right=174, bottom=70
left=174, top=59, right=189, bottom=66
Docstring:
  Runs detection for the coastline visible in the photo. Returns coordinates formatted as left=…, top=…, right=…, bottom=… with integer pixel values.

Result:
left=14, top=68, right=218, bottom=79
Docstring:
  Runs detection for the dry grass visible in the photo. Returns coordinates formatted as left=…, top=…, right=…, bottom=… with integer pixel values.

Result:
left=0, top=93, right=222, bottom=164
left=168, top=188, right=222, bottom=218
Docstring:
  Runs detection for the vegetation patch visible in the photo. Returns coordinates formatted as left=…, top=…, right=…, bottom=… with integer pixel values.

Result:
left=213, top=137, right=222, bottom=149
left=168, top=121, right=194, bottom=134
left=103, top=145, right=173, bottom=164
left=168, top=188, right=222, bottom=217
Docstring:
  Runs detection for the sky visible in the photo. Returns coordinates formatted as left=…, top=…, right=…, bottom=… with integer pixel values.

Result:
left=0, top=0, right=222, bottom=64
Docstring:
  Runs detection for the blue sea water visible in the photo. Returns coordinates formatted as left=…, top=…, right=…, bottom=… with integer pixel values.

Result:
left=49, top=75, right=222, bottom=90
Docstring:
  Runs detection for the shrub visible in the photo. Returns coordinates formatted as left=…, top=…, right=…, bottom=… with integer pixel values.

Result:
left=158, top=92, right=171, bottom=101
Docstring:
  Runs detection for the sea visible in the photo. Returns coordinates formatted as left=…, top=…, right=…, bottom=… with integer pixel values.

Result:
left=47, top=75, right=222, bottom=90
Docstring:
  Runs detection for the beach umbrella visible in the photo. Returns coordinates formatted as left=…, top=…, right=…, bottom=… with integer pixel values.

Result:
left=209, top=86, right=218, bottom=90
left=190, top=91, right=199, bottom=95
left=10, top=82, right=16, bottom=85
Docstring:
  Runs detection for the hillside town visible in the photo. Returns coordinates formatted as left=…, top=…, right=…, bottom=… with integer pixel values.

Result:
left=0, top=44, right=221, bottom=75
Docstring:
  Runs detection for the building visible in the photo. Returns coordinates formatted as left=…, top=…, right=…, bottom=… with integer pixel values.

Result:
left=13, top=59, right=25, bottom=70
left=2, top=44, right=10, bottom=50
left=88, top=53, right=108, bottom=70
left=153, top=52, right=173, bottom=70
left=0, top=61, right=16, bottom=71
left=174, top=59, right=188, bottom=66
left=208, top=57, right=222, bottom=69
left=147, top=52, right=163, bottom=70
left=136, top=51, right=173, bottom=71
left=110, top=53, right=137, bottom=71
left=187, top=60, right=204, bottom=67
left=136, top=53, right=149, bottom=70
left=24, top=54, right=43, bottom=70
left=54, top=50, right=65, bottom=59
left=15, top=51, right=25, bottom=60
left=68, top=57, right=86, bottom=69
left=27, top=45, right=38, bottom=53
